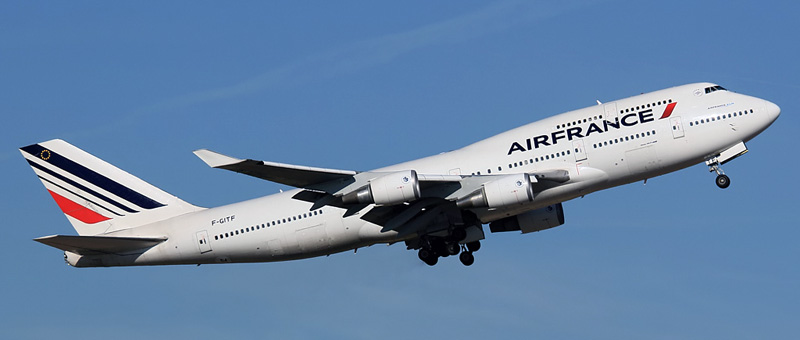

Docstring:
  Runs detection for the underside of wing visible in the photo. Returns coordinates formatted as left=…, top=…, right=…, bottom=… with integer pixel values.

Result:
left=34, top=235, right=167, bottom=255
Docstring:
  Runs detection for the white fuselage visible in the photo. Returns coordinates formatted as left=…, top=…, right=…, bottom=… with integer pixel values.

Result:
left=68, top=83, right=779, bottom=267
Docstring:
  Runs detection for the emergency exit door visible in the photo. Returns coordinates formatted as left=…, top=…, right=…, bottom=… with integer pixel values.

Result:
left=670, top=117, right=685, bottom=138
left=196, top=230, right=212, bottom=254
left=573, top=139, right=587, bottom=162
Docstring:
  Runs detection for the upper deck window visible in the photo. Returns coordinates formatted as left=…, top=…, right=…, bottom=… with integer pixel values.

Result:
left=704, top=85, right=727, bottom=94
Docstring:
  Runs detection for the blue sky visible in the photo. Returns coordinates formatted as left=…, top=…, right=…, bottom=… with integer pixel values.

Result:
left=2, top=1, right=798, bottom=339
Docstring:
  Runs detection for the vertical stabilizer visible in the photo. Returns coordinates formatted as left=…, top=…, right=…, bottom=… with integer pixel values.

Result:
left=20, top=139, right=203, bottom=235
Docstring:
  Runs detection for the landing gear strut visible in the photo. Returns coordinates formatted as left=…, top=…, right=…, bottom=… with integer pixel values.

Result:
left=707, top=158, right=731, bottom=189
left=458, top=240, right=480, bottom=266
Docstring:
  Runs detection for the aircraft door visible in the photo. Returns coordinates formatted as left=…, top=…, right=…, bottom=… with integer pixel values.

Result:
left=196, top=230, right=212, bottom=254
left=572, top=139, right=587, bottom=161
left=603, top=102, right=618, bottom=121
left=670, top=116, right=685, bottom=138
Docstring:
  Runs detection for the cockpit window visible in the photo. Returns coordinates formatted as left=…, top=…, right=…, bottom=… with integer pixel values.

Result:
left=704, top=85, right=727, bottom=94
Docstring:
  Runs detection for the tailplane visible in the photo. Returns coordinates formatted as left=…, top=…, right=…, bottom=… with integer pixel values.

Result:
left=20, top=139, right=203, bottom=235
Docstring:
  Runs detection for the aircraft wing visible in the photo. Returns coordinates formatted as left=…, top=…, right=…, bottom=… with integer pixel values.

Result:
left=193, top=149, right=574, bottom=225
left=194, top=149, right=358, bottom=188
left=194, top=149, right=464, bottom=190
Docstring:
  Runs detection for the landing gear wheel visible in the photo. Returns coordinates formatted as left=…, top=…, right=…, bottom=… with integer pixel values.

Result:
left=459, top=251, right=475, bottom=266
left=446, top=242, right=460, bottom=256
left=418, top=248, right=438, bottom=266
left=466, top=241, right=481, bottom=253
left=716, top=174, right=730, bottom=189
left=432, top=239, right=449, bottom=257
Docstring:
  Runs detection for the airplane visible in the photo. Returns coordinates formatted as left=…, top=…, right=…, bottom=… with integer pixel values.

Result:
left=21, top=82, right=780, bottom=268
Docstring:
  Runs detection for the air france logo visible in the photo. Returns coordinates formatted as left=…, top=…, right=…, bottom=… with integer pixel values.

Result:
left=507, top=102, right=677, bottom=155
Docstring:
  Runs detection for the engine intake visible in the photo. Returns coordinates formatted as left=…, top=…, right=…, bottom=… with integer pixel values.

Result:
left=456, top=173, right=535, bottom=209
left=342, top=170, right=421, bottom=205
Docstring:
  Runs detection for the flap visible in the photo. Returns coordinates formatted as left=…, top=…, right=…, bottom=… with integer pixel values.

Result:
left=194, top=149, right=357, bottom=188
left=35, top=235, right=167, bottom=255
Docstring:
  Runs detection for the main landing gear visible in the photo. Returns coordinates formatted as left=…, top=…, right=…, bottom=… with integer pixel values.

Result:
left=707, top=158, right=730, bottom=189
left=417, top=233, right=481, bottom=267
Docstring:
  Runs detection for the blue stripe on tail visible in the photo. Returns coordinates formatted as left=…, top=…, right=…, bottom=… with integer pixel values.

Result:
left=21, top=144, right=164, bottom=210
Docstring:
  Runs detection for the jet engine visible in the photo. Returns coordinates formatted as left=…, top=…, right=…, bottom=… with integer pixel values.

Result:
left=456, top=173, right=535, bottom=209
left=342, top=170, right=421, bottom=205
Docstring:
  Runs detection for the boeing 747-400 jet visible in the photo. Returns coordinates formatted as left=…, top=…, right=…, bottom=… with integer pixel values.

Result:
left=21, top=82, right=780, bottom=267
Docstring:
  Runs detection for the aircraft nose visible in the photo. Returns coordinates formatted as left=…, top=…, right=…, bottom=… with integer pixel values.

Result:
left=765, top=100, right=781, bottom=122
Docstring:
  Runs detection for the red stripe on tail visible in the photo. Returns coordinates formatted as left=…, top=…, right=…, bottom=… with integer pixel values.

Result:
left=660, top=102, right=677, bottom=119
left=48, top=190, right=110, bottom=224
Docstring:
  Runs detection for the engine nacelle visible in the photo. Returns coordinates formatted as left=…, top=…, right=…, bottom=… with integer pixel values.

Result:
left=342, top=170, right=421, bottom=205
left=456, top=173, right=535, bottom=209
left=489, top=203, right=565, bottom=234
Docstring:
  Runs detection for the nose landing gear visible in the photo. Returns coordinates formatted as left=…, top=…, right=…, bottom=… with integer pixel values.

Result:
left=707, top=158, right=731, bottom=189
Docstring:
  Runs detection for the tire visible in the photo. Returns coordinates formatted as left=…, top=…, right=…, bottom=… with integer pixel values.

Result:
left=459, top=251, right=475, bottom=266
left=716, top=174, right=730, bottom=189
left=432, top=239, right=449, bottom=257
left=446, top=242, right=460, bottom=256
left=425, top=256, right=438, bottom=266
left=418, top=248, right=433, bottom=262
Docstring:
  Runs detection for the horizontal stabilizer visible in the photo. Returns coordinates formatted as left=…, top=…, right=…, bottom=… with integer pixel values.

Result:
left=34, top=235, right=167, bottom=255
left=193, top=149, right=357, bottom=188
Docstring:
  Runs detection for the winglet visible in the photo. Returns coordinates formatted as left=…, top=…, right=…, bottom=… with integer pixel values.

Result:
left=193, top=149, right=243, bottom=168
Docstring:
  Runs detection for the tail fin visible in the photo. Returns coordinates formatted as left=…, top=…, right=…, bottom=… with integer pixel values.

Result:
left=20, top=139, right=203, bottom=235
